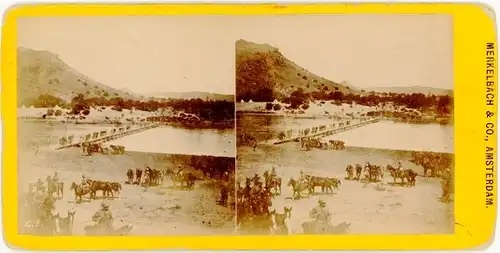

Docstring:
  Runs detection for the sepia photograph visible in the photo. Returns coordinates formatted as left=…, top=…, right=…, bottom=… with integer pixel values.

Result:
left=235, top=15, right=454, bottom=235
left=17, top=16, right=236, bottom=236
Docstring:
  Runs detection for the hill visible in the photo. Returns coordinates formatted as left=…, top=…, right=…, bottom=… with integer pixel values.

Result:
left=17, top=47, right=139, bottom=106
left=367, top=86, right=453, bottom=96
left=235, top=39, right=359, bottom=102
left=145, top=91, right=234, bottom=102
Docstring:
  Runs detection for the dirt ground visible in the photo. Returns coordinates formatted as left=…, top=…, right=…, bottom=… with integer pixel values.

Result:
left=236, top=143, right=454, bottom=235
left=18, top=121, right=235, bottom=236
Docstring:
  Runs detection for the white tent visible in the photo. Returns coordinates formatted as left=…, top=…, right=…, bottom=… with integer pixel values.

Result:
left=53, top=105, right=61, bottom=110
left=240, top=99, right=245, bottom=103
left=21, top=105, right=26, bottom=109
left=29, top=105, right=35, bottom=109
left=249, top=99, right=254, bottom=103
left=273, top=99, right=279, bottom=104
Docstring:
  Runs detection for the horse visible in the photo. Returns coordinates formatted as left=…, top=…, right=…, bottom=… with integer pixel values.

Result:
left=70, top=182, right=92, bottom=203
left=328, top=177, right=342, bottom=190
left=55, top=209, right=76, bottom=235
left=386, top=165, right=407, bottom=185
left=345, top=165, right=354, bottom=180
left=355, top=164, right=363, bottom=180
left=366, top=165, right=383, bottom=182
left=405, top=169, right=418, bottom=187
left=237, top=178, right=252, bottom=203
left=110, top=182, right=122, bottom=195
left=46, top=176, right=64, bottom=199
left=169, top=171, right=197, bottom=190
left=271, top=206, right=292, bottom=235
left=126, top=169, right=134, bottom=184
left=89, top=180, right=114, bottom=199
left=134, top=168, right=143, bottom=185
left=263, top=170, right=282, bottom=196
left=307, top=176, right=336, bottom=195
left=287, top=178, right=311, bottom=199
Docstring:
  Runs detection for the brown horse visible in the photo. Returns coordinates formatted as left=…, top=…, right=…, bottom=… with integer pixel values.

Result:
left=307, top=176, right=338, bottom=195
left=110, top=182, right=122, bottom=195
left=263, top=171, right=282, bottom=195
left=345, top=165, right=354, bottom=180
left=46, top=176, right=64, bottom=199
left=405, top=169, right=418, bottom=187
left=70, top=182, right=92, bottom=203
left=287, top=178, right=311, bottom=199
left=126, top=169, right=134, bottom=184
left=386, top=165, right=407, bottom=185
left=89, top=180, right=114, bottom=199
left=169, top=171, right=197, bottom=190
left=355, top=164, right=363, bottom=180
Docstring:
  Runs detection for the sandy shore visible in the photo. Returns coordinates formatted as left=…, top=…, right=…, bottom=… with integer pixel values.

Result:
left=236, top=143, right=454, bottom=234
left=18, top=121, right=235, bottom=236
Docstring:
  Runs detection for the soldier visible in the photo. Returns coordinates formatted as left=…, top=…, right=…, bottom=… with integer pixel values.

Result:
left=92, top=201, right=114, bottom=235
left=252, top=173, right=261, bottom=185
left=309, top=199, right=332, bottom=234
left=81, top=174, right=90, bottom=188
left=441, top=168, right=451, bottom=202
left=35, top=179, right=45, bottom=192
left=52, top=172, right=60, bottom=183
left=177, top=165, right=184, bottom=176
left=135, top=168, right=142, bottom=185
left=270, top=167, right=277, bottom=179
left=299, top=170, right=307, bottom=185
left=397, top=161, right=404, bottom=172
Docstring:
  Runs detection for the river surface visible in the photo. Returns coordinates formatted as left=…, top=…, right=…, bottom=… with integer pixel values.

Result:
left=18, top=120, right=235, bottom=157
left=237, top=114, right=453, bottom=153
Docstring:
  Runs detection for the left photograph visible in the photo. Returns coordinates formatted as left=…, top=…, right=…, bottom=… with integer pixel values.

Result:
left=16, top=16, right=236, bottom=236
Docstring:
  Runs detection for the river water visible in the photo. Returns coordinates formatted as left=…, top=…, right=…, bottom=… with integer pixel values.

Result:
left=18, top=120, right=235, bottom=157
left=237, top=114, right=453, bottom=154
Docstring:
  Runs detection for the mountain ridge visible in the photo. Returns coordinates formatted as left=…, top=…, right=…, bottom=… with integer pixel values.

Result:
left=17, top=47, right=139, bottom=106
left=235, top=39, right=360, bottom=102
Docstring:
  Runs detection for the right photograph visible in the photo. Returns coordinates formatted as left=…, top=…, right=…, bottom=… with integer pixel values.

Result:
left=235, top=15, right=454, bottom=235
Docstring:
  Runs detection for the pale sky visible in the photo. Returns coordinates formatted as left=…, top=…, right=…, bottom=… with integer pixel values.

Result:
left=18, top=15, right=452, bottom=94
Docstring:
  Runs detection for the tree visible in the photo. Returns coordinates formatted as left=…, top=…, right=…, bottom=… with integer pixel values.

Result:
left=289, top=88, right=308, bottom=109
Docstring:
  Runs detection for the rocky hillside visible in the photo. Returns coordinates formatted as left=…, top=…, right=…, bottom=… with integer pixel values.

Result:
left=235, top=39, right=359, bottom=102
left=367, top=86, right=453, bottom=96
left=146, top=91, right=234, bottom=102
left=17, top=47, right=138, bottom=106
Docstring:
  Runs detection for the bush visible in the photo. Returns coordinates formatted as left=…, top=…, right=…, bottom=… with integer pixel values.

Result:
left=301, top=103, right=310, bottom=110
left=54, top=109, right=62, bottom=116
left=265, top=102, right=273, bottom=110
left=273, top=104, right=282, bottom=111
left=46, top=108, right=54, bottom=116
left=82, top=109, right=90, bottom=115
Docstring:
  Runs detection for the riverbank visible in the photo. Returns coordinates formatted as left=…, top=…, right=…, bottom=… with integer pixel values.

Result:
left=237, top=143, right=454, bottom=234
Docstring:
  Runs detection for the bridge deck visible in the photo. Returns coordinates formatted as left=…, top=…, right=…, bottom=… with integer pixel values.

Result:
left=265, top=117, right=382, bottom=145
left=55, top=123, right=160, bottom=150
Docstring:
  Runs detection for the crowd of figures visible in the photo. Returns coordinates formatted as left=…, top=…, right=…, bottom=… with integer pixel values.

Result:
left=344, top=162, right=417, bottom=186
left=236, top=168, right=344, bottom=235
left=21, top=163, right=235, bottom=236
left=21, top=172, right=131, bottom=236
left=410, top=151, right=453, bottom=178
left=299, top=137, right=346, bottom=151
left=236, top=157, right=453, bottom=235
